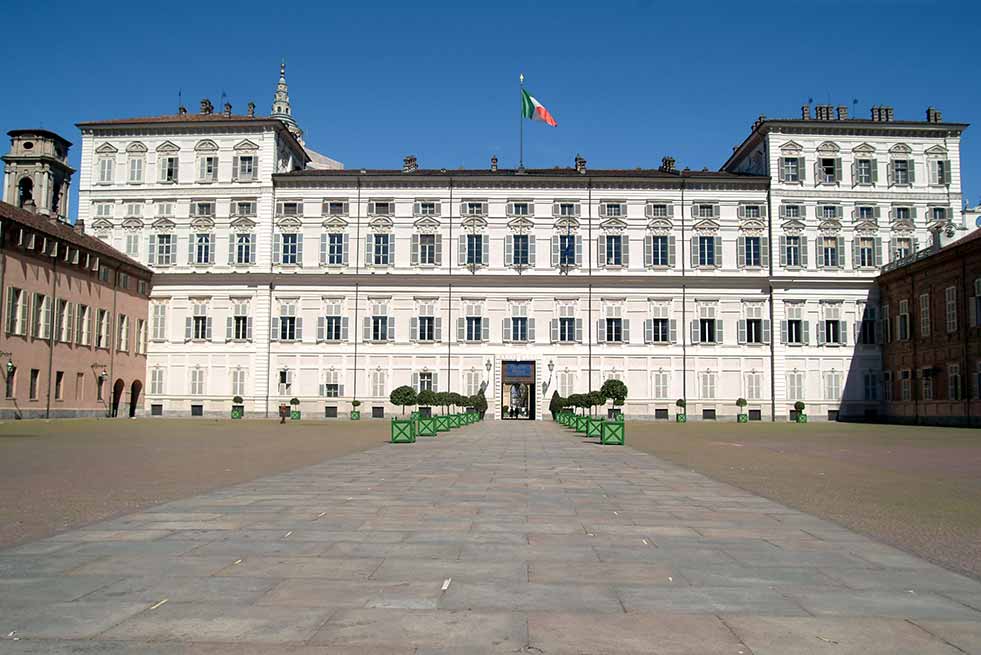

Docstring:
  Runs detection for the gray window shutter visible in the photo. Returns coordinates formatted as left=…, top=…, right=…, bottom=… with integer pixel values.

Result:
left=228, top=237, right=236, bottom=265
left=433, top=317, right=442, bottom=341
left=762, top=320, right=771, bottom=344
left=226, top=316, right=233, bottom=341
left=550, top=235, right=559, bottom=267
left=852, top=239, right=860, bottom=269
left=270, top=317, right=279, bottom=341
left=208, top=236, right=215, bottom=263
left=800, top=237, right=809, bottom=268
left=317, top=316, right=326, bottom=342
left=715, top=319, right=724, bottom=343
left=295, top=318, right=303, bottom=341
left=597, top=236, right=605, bottom=268
left=907, top=159, right=915, bottom=183
left=622, top=235, right=630, bottom=267
left=249, top=235, right=257, bottom=263
left=737, top=236, right=746, bottom=268
left=802, top=320, right=810, bottom=345
left=874, top=237, right=883, bottom=267
left=432, top=372, right=439, bottom=393
left=669, top=318, right=677, bottom=342
left=737, top=319, right=747, bottom=344
left=761, top=237, right=769, bottom=268
left=690, top=319, right=700, bottom=344
left=714, top=237, right=722, bottom=266
left=779, top=236, right=787, bottom=267
left=550, top=318, right=558, bottom=343
left=272, top=234, right=281, bottom=264
left=575, top=318, right=583, bottom=342
left=837, top=236, right=846, bottom=268
left=187, top=235, right=195, bottom=264
left=798, top=157, right=806, bottom=181
left=817, top=320, right=826, bottom=345
left=481, top=236, right=489, bottom=266
left=713, top=204, right=720, bottom=219
left=410, top=234, right=419, bottom=266
left=668, top=236, right=676, bottom=267
left=387, top=234, right=394, bottom=265
left=387, top=316, right=395, bottom=341
left=341, top=316, right=349, bottom=341
left=596, top=319, right=606, bottom=343
left=839, top=320, right=847, bottom=345
left=834, top=158, right=842, bottom=182
left=295, top=235, right=304, bottom=266
left=575, top=236, right=583, bottom=266
left=184, top=316, right=192, bottom=341
left=412, top=372, right=419, bottom=392
left=458, top=235, right=466, bottom=266
left=457, top=317, right=464, bottom=342
left=205, top=316, right=213, bottom=341
left=504, top=235, right=513, bottom=266
left=780, top=320, right=788, bottom=344
left=502, top=318, right=511, bottom=342
left=527, top=237, right=536, bottom=266
left=622, top=319, right=630, bottom=343
left=528, top=318, right=535, bottom=341
left=320, top=234, right=328, bottom=265
left=364, top=234, right=372, bottom=266
left=871, top=160, right=878, bottom=184
left=737, top=204, right=745, bottom=219
left=247, top=317, right=253, bottom=341
left=690, top=237, right=698, bottom=267
left=481, top=317, right=489, bottom=341
left=644, top=235, right=653, bottom=267
left=644, top=318, right=653, bottom=343
left=410, top=317, right=418, bottom=341
left=147, top=235, right=156, bottom=265
left=363, top=316, right=371, bottom=341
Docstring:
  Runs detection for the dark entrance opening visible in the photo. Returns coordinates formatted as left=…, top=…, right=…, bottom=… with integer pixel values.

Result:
left=111, top=379, right=125, bottom=417
left=129, top=380, right=142, bottom=417
left=501, top=360, right=535, bottom=420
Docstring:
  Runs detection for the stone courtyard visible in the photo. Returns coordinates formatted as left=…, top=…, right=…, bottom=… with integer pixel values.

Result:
left=1, top=420, right=980, bottom=654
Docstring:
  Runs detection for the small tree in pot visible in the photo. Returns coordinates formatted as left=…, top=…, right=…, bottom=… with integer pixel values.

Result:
left=735, top=397, right=748, bottom=423
left=548, top=390, right=564, bottom=420
left=389, top=386, right=417, bottom=416
left=600, top=379, right=628, bottom=419
left=289, top=397, right=301, bottom=420
left=231, top=395, right=245, bottom=419
left=417, top=389, right=436, bottom=417
left=351, top=399, right=362, bottom=420
left=675, top=398, right=687, bottom=423
left=587, top=390, right=607, bottom=417
left=474, top=389, right=488, bottom=420
left=794, top=400, right=807, bottom=423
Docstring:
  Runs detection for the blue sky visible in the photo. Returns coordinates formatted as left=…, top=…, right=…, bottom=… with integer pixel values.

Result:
left=2, top=0, right=979, bottom=218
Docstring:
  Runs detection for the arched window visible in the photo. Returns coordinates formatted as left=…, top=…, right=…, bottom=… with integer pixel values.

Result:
left=17, top=177, right=33, bottom=208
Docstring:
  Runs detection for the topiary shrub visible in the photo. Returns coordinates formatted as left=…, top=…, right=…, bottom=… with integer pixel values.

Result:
left=736, top=397, right=748, bottom=409
left=549, top=390, right=563, bottom=420
left=289, top=397, right=300, bottom=406
left=232, top=395, right=244, bottom=405
left=390, top=386, right=417, bottom=415
left=600, top=379, right=628, bottom=408
left=794, top=400, right=806, bottom=412
left=675, top=398, right=687, bottom=410
left=474, top=389, right=488, bottom=419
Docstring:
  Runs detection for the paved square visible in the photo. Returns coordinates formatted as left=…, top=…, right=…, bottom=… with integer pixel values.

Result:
left=1, top=420, right=980, bottom=653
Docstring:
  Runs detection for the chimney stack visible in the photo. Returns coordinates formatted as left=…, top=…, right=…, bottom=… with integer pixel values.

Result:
left=178, top=105, right=187, bottom=116
left=199, top=99, right=214, bottom=115
left=402, top=155, right=418, bottom=173
left=801, top=104, right=811, bottom=120
left=247, top=101, right=256, bottom=118
left=659, top=156, right=676, bottom=173
left=575, top=154, right=587, bottom=175
left=836, top=105, right=848, bottom=120
left=74, top=219, right=85, bottom=234
left=884, top=106, right=894, bottom=122
left=752, top=114, right=766, bottom=131
left=490, top=155, right=498, bottom=172
left=223, top=102, right=232, bottom=118
left=926, top=107, right=943, bottom=123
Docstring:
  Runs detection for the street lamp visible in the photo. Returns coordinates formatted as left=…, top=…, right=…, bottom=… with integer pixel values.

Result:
left=99, top=369, right=108, bottom=381
left=5, top=359, right=13, bottom=377
left=547, top=360, right=554, bottom=373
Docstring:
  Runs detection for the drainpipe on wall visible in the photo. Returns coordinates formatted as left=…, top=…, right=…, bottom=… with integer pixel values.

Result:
left=107, top=264, right=118, bottom=418
left=766, top=169, right=776, bottom=421
left=587, top=178, right=593, bottom=391
left=446, top=178, right=453, bottom=400
left=44, top=254, right=59, bottom=418
left=351, top=178, right=363, bottom=406
left=680, top=179, right=687, bottom=409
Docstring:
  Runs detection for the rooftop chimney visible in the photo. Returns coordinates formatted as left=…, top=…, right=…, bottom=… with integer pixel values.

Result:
left=659, top=156, right=676, bottom=173
left=199, top=99, right=214, bottom=115
left=74, top=219, right=85, bottom=235
left=836, top=105, right=848, bottom=120
left=490, top=155, right=498, bottom=172
left=247, top=101, right=256, bottom=118
left=223, top=102, right=232, bottom=118
left=926, top=107, right=943, bottom=123
left=801, top=104, right=811, bottom=120
left=574, top=154, right=587, bottom=175
left=752, top=114, right=766, bottom=131
left=884, top=106, right=894, bottom=122
left=402, top=155, right=418, bottom=173
left=815, top=104, right=834, bottom=121
left=178, top=105, right=187, bottom=116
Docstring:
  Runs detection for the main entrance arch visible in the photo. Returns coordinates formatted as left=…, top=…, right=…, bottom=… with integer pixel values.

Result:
left=501, top=361, right=536, bottom=420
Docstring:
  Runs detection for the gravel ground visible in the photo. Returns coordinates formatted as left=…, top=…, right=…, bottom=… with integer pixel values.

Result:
left=625, top=420, right=981, bottom=580
left=0, top=418, right=388, bottom=549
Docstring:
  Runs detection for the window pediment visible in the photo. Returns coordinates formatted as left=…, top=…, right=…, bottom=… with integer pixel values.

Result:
left=276, top=217, right=303, bottom=231
left=156, top=140, right=180, bottom=153
left=230, top=217, right=256, bottom=230
left=780, top=219, right=806, bottom=234
left=852, top=142, right=876, bottom=154
left=692, top=219, right=720, bottom=233
left=506, top=216, right=534, bottom=233
left=816, top=141, right=840, bottom=154
left=151, top=217, right=176, bottom=231
left=854, top=221, right=879, bottom=234
left=647, top=219, right=673, bottom=234
left=194, top=139, right=219, bottom=152
left=412, top=217, right=440, bottom=232
left=553, top=217, right=580, bottom=231
left=779, top=140, right=803, bottom=153
left=739, top=219, right=766, bottom=232
left=121, top=218, right=144, bottom=230
left=190, top=217, right=215, bottom=230
left=368, top=216, right=393, bottom=231
left=91, top=218, right=114, bottom=231
left=233, top=139, right=259, bottom=151
left=924, top=144, right=948, bottom=156
left=891, top=220, right=915, bottom=233
left=95, top=142, right=118, bottom=154
left=818, top=219, right=842, bottom=233
left=322, top=216, right=349, bottom=231
left=125, top=142, right=147, bottom=153
left=889, top=142, right=912, bottom=154
left=599, top=217, right=627, bottom=232
left=461, top=216, right=487, bottom=230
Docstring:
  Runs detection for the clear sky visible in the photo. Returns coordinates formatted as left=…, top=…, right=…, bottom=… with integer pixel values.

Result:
left=2, top=0, right=979, bottom=218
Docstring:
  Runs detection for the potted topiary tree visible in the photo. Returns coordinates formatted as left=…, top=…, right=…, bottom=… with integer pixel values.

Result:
left=289, top=397, right=301, bottom=421
left=389, top=385, right=417, bottom=416
left=231, top=395, right=245, bottom=419
left=600, top=379, right=628, bottom=420
left=350, top=399, right=361, bottom=420
left=549, top=390, right=563, bottom=421
left=736, top=397, right=748, bottom=423
left=588, top=390, right=607, bottom=417
left=794, top=400, right=807, bottom=423
left=675, top=398, right=687, bottom=423
left=474, top=388, right=488, bottom=420
left=417, top=389, right=436, bottom=418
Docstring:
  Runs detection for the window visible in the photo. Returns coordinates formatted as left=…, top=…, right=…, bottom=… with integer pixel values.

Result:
left=197, top=155, right=218, bottom=182
left=465, top=234, right=485, bottom=266
left=325, top=200, right=349, bottom=216
left=740, top=304, right=768, bottom=344
left=418, top=371, right=435, bottom=392
left=820, top=236, right=841, bottom=268
left=605, top=235, right=623, bottom=266
left=190, top=368, right=205, bottom=395
left=893, top=206, right=912, bottom=222
left=932, top=159, right=950, bottom=186
left=192, top=233, right=213, bottom=265
left=555, top=304, right=580, bottom=343
left=557, top=202, right=578, bottom=217
left=741, top=236, right=762, bottom=268
left=648, top=203, right=669, bottom=218
left=510, top=316, right=529, bottom=342
left=820, top=303, right=845, bottom=345
left=188, top=303, right=211, bottom=341
left=699, top=371, right=716, bottom=399
left=54, top=371, right=64, bottom=401
left=783, top=235, right=803, bottom=268
left=278, top=369, right=293, bottom=395
left=151, top=303, right=166, bottom=341
left=784, top=302, right=807, bottom=345
left=819, top=157, right=839, bottom=184
left=325, top=233, right=346, bottom=266
left=858, top=305, right=877, bottom=345
left=693, top=305, right=722, bottom=344
left=99, top=266, right=111, bottom=283
left=894, top=237, right=913, bottom=261
left=128, top=156, right=144, bottom=183
left=151, top=234, right=175, bottom=266
left=649, top=235, right=670, bottom=267
left=97, top=156, right=114, bottom=184
left=281, top=233, right=300, bottom=265
left=602, top=202, right=624, bottom=217
left=697, top=236, right=718, bottom=267
left=696, top=204, right=715, bottom=219
left=856, top=206, right=876, bottom=222
left=417, top=234, right=437, bottom=266
left=76, top=304, right=90, bottom=345
left=922, top=371, right=933, bottom=401
left=883, top=371, right=893, bottom=402
left=234, top=233, right=255, bottom=265
left=32, top=293, right=51, bottom=339
left=277, top=301, right=301, bottom=341
left=919, top=294, right=931, bottom=338
left=96, top=376, right=104, bottom=401
left=948, top=364, right=961, bottom=400
left=234, top=155, right=256, bottom=181
left=510, top=202, right=530, bottom=216
left=511, top=234, right=530, bottom=266
left=742, top=205, right=762, bottom=219
left=4, top=366, right=16, bottom=399
left=558, top=234, right=577, bottom=267
left=646, top=303, right=673, bottom=344
left=135, top=319, right=146, bottom=354
left=824, top=371, right=843, bottom=401
left=416, top=201, right=437, bottom=216
left=371, top=370, right=386, bottom=398
left=231, top=369, right=246, bottom=397
left=124, top=233, right=140, bottom=258
left=372, top=233, right=392, bottom=266
left=5, top=288, right=27, bottom=336
left=821, top=205, right=840, bottom=220
left=782, top=156, right=800, bottom=182
left=230, top=301, right=252, bottom=341
left=786, top=371, right=804, bottom=402
left=858, top=237, right=877, bottom=268
left=138, top=280, right=148, bottom=296
left=277, top=201, right=303, bottom=216
left=931, top=207, right=948, bottom=223
left=945, top=287, right=957, bottom=333
left=855, top=159, right=875, bottom=185
left=700, top=316, right=715, bottom=343
left=605, top=318, right=623, bottom=342
left=782, top=204, right=801, bottom=219
left=232, top=200, right=256, bottom=217
left=74, top=373, right=84, bottom=401
left=159, top=156, right=179, bottom=183
left=898, top=300, right=910, bottom=341
left=369, top=304, right=391, bottom=342
left=29, top=369, right=40, bottom=400
left=892, top=159, right=912, bottom=186
left=370, top=200, right=394, bottom=215
left=465, top=316, right=483, bottom=341
left=745, top=372, right=762, bottom=401
left=653, top=371, right=669, bottom=399
left=116, top=314, right=129, bottom=352
left=321, top=369, right=341, bottom=398
left=55, top=300, right=72, bottom=343
left=882, top=304, right=892, bottom=344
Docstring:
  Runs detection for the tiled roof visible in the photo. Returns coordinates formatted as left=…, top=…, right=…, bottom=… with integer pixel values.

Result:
left=277, top=167, right=767, bottom=181
left=0, top=201, right=152, bottom=276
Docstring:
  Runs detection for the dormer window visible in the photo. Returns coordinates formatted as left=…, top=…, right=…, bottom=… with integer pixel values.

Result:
left=277, top=201, right=302, bottom=217
left=510, top=202, right=530, bottom=216
left=324, top=200, right=349, bottom=216
left=369, top=200, right=393, bottom=215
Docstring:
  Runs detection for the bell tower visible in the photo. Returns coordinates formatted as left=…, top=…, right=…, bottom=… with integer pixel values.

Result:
left=270, top=61, right=304, bottom=142
left=2, top=129, right=75, bottom=220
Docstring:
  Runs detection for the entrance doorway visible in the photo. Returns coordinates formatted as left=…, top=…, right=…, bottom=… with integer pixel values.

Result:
left=501, top=361, right=535, bottom=420
left=111, top=379, right=125, bottom=417
left=129, top=380, right=142, bottom=417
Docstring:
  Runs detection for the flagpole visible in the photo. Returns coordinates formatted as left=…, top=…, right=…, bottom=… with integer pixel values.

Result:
left=519, top=73, right=524, bottom=171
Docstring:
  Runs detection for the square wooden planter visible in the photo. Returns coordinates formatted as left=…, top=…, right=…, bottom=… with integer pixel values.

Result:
left=290, top=410, right=301, bottom=421
left=390, top=419, right=416, bottom=443
left=601, top=421, right=625, bottom=445
left=796, top=414, right=808, bottom=423
left=575, top=415, right=589, bottom=433
left=350, top=410, right=361, bottom=420
left=230, top=406, right=244, bottom=420
left=435, top=415, right=451, bottom=432
left=737, top=413, right=749, bottom=423
left=676, top=414, right=687, bottom=423
left=417, top=417, right=437, bottom=437
left=586, top=417, right=605, bottom=438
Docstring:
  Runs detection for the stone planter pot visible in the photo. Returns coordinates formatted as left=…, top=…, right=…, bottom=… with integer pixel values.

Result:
left=737, top=413, right=749, bottom=423
left=350, top=410, right=361, bottom=420
left=417, top=416, right=437, bottom=437
left=231, top=406, right=244, bottom=420
left=601, top=421, right=625, bottom=445
left=676, top=413, right=687, bottom=423
left=390, top=419, right=416, bottom=443
left=586, top=417, right=605, bottom=438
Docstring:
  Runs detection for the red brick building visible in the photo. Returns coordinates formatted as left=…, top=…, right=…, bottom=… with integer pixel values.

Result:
left=0, top=129, right=152, bottom=419
left=877, top=228, right=981, bottom=426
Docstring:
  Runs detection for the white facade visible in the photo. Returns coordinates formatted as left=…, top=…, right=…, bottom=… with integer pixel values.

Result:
left=76, top=93, right=969, bottom=421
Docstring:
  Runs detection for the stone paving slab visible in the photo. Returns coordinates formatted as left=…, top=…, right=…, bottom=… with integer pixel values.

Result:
left=1, top=420, right=980, bottom=653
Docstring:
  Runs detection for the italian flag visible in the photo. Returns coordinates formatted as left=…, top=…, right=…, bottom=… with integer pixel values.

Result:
left=521, top=89, right=557, bottom=126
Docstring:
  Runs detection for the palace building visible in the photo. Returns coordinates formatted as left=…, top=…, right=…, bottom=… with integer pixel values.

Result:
left=73, top=66, right=970, bottom=420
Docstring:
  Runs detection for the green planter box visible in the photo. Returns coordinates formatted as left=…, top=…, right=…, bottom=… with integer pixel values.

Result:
left=796, top=413, right=808, bottom=423
left=417, top=416, right=437, bottom=437
left=448, top=414, right=460, bottom=429
left=601, top=421, right=625, bottom=445
left=737, top=413, right=749, bottom=423
left=435, top=415, right=450, bottom=432
left=575, top=415, right=588, bottom=433
left=350, top=410, right=361, bottom=420
left=676, top=413, right=687, bottom=423
left=390, top=419, right=416, bottom=443
left=290, top=410, right=301, bottom=421
left=230, top=406, right=244, bottom=420
left=410, top=411, right=420, bottom=421
left=586, top=417, right=605, bottom=438
left=614, top=413, right=624, bottom=423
